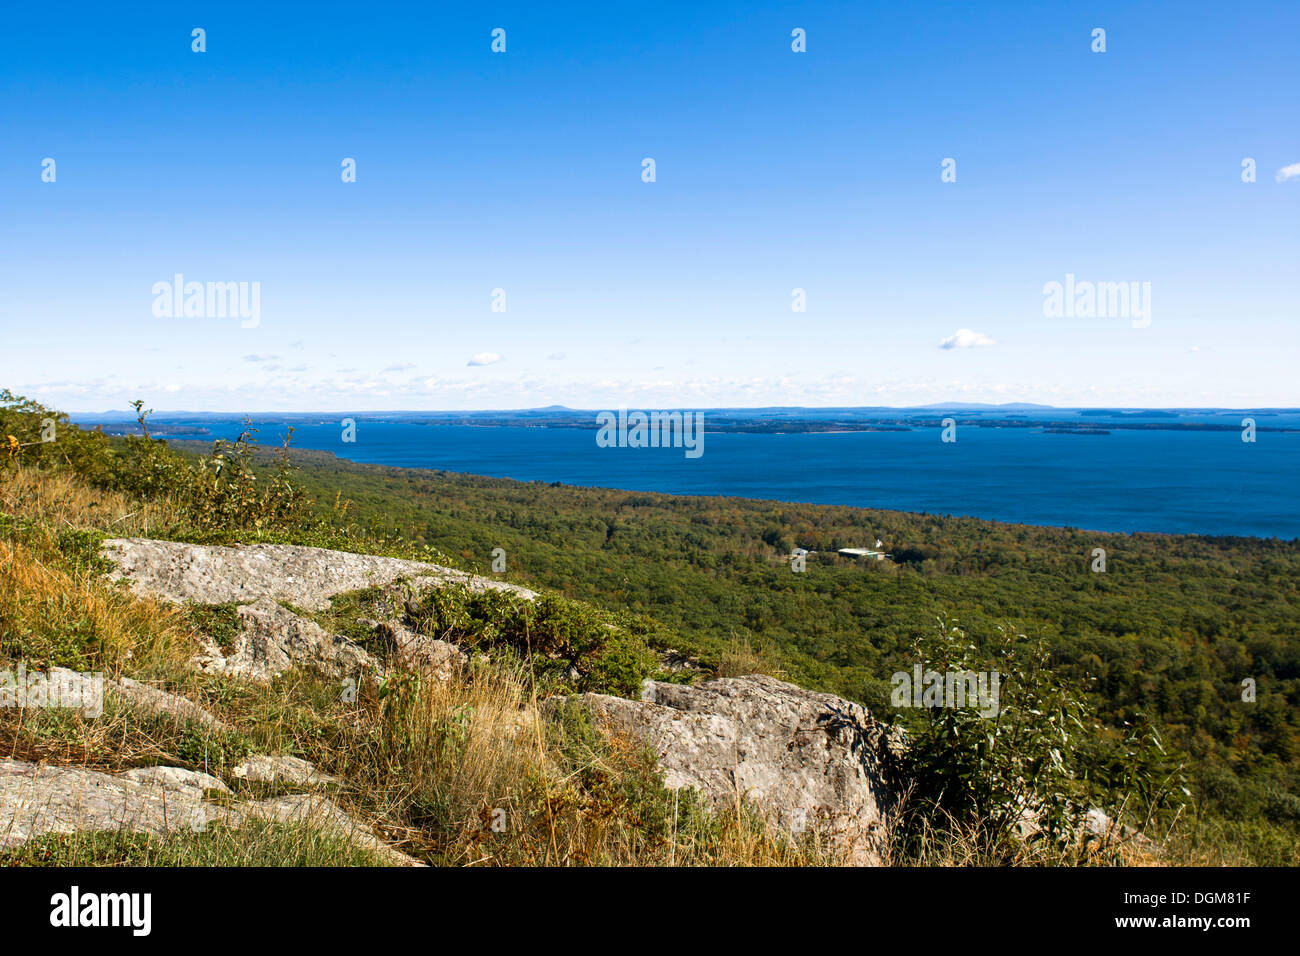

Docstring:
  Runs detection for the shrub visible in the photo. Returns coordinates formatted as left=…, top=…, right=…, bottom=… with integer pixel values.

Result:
left=892, top=614, right=1186, bottom=861
left=3, top=392, right=309, bottom=539
left=404, top=585, right=657, bottom=696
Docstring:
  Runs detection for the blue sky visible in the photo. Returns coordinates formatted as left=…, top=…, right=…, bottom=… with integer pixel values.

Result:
left=2, top=0, right=1297, bottom=411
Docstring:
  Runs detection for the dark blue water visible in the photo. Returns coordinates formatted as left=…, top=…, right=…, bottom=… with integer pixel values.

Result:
left=83, top=413, right=1300, bottom=538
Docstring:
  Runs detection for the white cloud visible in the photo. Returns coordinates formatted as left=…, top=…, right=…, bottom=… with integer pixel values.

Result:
left=1275, top=162, right=1300, bottom=183
left=467, top=352, right=503, bottom=366
left=547, top=352, right=567, bottom=361
left=939, top=329, right=997, bottom=349
left=384, top=363, right=416, bottom=372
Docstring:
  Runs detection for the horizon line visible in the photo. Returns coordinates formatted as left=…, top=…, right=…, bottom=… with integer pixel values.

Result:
left=65, top=403, right=1300, bottom=417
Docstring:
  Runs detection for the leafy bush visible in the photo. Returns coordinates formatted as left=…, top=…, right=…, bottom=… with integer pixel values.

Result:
left=2, top=389, right=115, bottom=481
left=4, top=392, right=308, bottom=538
left=405, top=585, right=657, bottom=696
left=893, top=615, right=1187, bottom=860
left=182, top=419, right=307, bottom=533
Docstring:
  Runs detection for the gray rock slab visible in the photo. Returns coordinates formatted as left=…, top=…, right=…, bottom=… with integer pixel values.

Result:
left=578, top=674, right=895, bottom=865
left=231, top=754, right=339, bottom=790
left=102, top=538, right=536, bottom=611
left=0, top=759, right=420, bottom=865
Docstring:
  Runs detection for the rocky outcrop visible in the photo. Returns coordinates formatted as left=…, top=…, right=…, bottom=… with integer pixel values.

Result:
left=102, top=538, right=536, bottom=611
left=1014, top=804, right=1158, bottom=853
left=117, top=766, right=232, bottom=796
left=87, top=537, right=912, bottom=865
left=0, top=759, right=223, bottom=848
left=191, top=597, right=377, bottom=684
left=112, top=674, right=230, bottom=729
left=48, top=667, right=228, bottom=730
left=362, top=618, right=466, bottom=679
left=656, top=648, right=703, bottom=674
left=102, top=538, right=514, bottom=686
left=243, top=793, right=419, bottom=866
left=0, top=759, right=419, bottom=865
left=232, top=755, right=339, bottom=790
left=577, top=674, right=895, bottom=865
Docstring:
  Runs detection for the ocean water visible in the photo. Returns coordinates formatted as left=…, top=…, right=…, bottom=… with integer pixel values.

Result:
left=89, top=412, right=1300, bottom=539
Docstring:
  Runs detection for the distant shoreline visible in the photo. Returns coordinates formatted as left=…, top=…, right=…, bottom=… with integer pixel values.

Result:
left=158, top=436, right=1300, bottom=543
left=74, top=410, right=1300, bottom=438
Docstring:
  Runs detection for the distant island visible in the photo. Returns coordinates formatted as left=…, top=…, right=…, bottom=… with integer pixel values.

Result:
left=71, top=406, right=1300, bottom=437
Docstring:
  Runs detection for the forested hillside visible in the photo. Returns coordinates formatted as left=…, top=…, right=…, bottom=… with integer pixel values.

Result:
left=269, top=445, right=1300, bottom=860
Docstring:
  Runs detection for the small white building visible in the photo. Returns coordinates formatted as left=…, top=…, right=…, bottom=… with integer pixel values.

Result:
left=837, top=547, right=891, bottom=561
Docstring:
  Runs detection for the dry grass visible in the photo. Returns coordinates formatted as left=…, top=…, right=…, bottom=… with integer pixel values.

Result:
left=0, top=464, right=190, bottom=676
left=896, top=811, right=1166, bottom=867
left=1155, top=815, right=1300, bottom=867
left=2, top=819, right=395, bottom=867
left=0, top=691, right=243, bottom=777
left=0, top=465, right=236, bottom=775
left=306, top=657, right=833, bottom=865
left=0, top=538, right=190, bottom=677
left=715, top=636, right=788, bottom=681
left=0, top=463, right=181, bottom=536
left=0, top=533, right=241, bottom=779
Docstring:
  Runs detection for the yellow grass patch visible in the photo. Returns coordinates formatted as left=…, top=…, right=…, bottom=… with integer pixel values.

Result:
left=0, top=464, right=181, bottom=536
